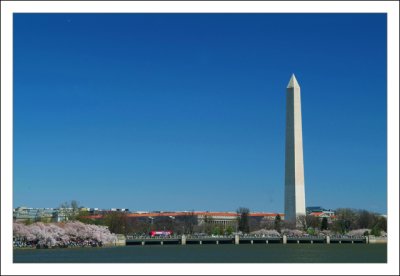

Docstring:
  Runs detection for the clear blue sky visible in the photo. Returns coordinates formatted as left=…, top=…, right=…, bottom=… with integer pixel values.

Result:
left=13, top=13, right=387, bottom=214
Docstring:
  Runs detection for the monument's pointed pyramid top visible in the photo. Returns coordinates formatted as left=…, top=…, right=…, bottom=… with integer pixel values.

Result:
left=287, top=74, right=300, bottom=89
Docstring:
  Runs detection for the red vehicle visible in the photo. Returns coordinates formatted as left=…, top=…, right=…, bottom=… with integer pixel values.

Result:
left=149, top=230, right=173, bottom=237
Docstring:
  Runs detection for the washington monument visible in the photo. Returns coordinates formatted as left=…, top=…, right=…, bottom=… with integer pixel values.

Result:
left=284, top=74, right=306, bottom=223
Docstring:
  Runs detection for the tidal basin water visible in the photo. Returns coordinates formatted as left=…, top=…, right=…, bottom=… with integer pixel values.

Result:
left=14, top=244, right=386, bottom=263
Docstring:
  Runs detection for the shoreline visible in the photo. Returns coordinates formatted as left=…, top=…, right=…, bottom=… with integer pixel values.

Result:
left=13, top=243, right=117, bottom=250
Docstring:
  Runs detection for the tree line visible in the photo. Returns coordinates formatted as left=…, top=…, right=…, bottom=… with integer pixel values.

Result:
left=24, top=201, right=386, bottom=237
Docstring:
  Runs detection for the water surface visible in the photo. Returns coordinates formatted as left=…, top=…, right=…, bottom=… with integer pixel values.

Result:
left=14, top=244, right=387, bottom=263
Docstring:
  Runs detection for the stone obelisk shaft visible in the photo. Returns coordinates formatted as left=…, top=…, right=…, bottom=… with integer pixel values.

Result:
left=284, top=74, right=306, bottom=223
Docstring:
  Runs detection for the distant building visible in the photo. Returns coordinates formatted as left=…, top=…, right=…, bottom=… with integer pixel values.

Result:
left=110, top=208, right=129, bottom=212
left=13, top=206, right=57, bottom=222
left=123, top=211, right=284, bottom=226
left=14, top=207, right=285, bottom=226
left=14, top=206, right=80, bottom=222
left=306, top=206, right=335, bottom=221
left=307, top=206, right=334, bottom=214
left=196, top=212, right=238, bottom=226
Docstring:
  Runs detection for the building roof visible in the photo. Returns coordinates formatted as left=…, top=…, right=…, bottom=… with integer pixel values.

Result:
left=309, top=211, right=334, bottom=218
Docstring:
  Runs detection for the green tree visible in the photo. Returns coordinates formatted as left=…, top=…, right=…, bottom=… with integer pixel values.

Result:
left=181, top=210, right=197, bottom=234
left=237, top=207, right=250, bottom=233
left=374, top=216, right=387, bottom=232
left=102, top=211, right=129, bottom=235
left=225, top=225, right=233, bottom=235
left=340, top=219, right=351, bottom=234
left=368, top=216, right=386, bottom=236
left=334, top=208, right=357, bottom=233
left=219, top=225, right=225, bottom=235
left=356, top=210, right=374, bottom=229
left=40, top=217, right=52, bottom=223
left=307, top=227, right=316, bottom=235
left=202, top=215, right=214, bottom=235
left=307, top=215, right=320, bottom=229
left=331, top=220, right=344, bottom=234
left=274, top=214, right=282, bottom=233
left=212, top=225, right=224, bottom=236
left=320, top=217, right=328, bottom=231
left=24, top=218, right=33, bottom=225
left=370, top=225, right=381, bottom=236
left=76, top=211, right=94, bottom=224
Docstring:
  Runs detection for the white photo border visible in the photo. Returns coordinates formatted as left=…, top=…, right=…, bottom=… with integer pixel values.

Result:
left=1, top=1, right=399, bottom=275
